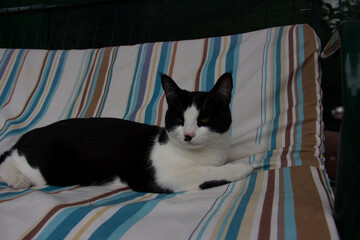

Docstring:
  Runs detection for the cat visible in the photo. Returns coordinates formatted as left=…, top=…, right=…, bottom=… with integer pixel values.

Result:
left=0, top=73, right=255, bottom=193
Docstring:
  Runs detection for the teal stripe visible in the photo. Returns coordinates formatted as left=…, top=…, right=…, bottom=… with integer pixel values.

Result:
left=215, top=175, right=250, bottom=239
left=123, top=44, right=144, bottom=119
left=90, top=192, right=179, bottom=240
left=107, top=193, right=179, bottom=240
left=0, top=188, right=33, bottom=200
left=38, top=190, right=139, bottom=240
left=59, top=50, right=92, bottom=119
left=226, top=34, right=242, bottom=114
left=283, top=167, right=297, bottom=240
left=225, top=173, right=257, bottom=240
left=144, top=42, right=172, bottom=125
left=258, top=29, right=272, bottom=167
left=0, top=49, right=13, bottom=70
left=201, top=37, right=221, bottom=91
left=195, top=183, right=236, bottom=240
left=259, top=29, right=272, bottom=168
left=65, top=50, right=95, bottom=118
left=294, top=25, right=305, bottom=166
left=0, top=50, right=68, bottom=141
left=0, top=49, right=26, bottom=109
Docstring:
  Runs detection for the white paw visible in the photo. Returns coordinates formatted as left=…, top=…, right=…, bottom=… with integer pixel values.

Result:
left=7, top=174, right=31, bottom=189
left=224, top=162, right=253, bottom=181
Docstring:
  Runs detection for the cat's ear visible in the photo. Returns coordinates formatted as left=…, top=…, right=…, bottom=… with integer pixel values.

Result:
left=209, top=73, right=233, bottom=106
left=161, top=74, right=181, bottom=104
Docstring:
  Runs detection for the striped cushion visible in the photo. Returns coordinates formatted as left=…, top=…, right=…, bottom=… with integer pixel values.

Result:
left=0, top=24, right=337, bottom=240
left=0, top=24, right=323, bottom=171
left=0, top=166, right=336, bottom=239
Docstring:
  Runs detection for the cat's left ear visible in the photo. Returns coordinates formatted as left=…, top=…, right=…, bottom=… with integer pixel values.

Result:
left=209, top=73, right=233, bottom=106
left=161, top=74, right=181, bottom=105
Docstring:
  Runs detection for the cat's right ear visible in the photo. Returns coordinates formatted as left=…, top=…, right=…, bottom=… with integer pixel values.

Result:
left=161, top=74, right=181, bottom=104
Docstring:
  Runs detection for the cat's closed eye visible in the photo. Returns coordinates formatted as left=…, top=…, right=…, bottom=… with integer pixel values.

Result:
left=199, top=117, right=209, bottom=123
left=176, top=117, right=184, bottom=125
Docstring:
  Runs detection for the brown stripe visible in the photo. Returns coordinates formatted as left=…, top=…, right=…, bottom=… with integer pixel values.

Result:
left=22, top=187, right=130, bottom=240
left=84, top=47, right=112, bottom=118
left=157, top=42, right=178, bottom=126
left=195, top=38, right=209, bottom=91
left=258, top=169, right=275, bottom=240
left=96, top=48, right=117, bottom=117
left=168, top=41, right=178, bottom=76
left=277, top=169, right=285, bottom=240
left=0, top=50, right=50, bottom=133
left=299, top=24, right=321, bottom=167
left=281, top=25, right=295, bottom=168
left=76, top=49, right=101, bottom=118
left=291, top=166, right=332, bottom=240
left=156, top=94, right=166, bottom=126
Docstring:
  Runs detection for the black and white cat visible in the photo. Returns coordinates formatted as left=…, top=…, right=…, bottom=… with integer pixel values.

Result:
left=0, top=73, right=255, bottom=193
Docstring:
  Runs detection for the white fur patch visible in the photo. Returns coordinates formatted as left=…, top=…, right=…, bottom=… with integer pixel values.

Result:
left=151, top=126, right=254, bottom=192
left=105, top=176, right=128, bottom=188
left=183, top=105, right=199, bottom=137
left=0, top=150, right=46, bottom=189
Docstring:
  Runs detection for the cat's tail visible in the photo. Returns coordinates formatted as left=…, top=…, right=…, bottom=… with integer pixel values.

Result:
left=227, top=143, right=265, bottom=163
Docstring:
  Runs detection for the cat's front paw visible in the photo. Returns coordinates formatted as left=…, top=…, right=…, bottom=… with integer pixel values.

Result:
left=225, top=162, right=253, bottom=182
left=7, top=174, right=31, bottom=190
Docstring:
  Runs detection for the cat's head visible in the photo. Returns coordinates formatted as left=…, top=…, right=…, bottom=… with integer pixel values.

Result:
left=161, top=73, right=233, bottom=149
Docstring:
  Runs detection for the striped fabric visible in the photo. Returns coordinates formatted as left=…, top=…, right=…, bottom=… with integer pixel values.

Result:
left=0, top=24, right=337, bottom=239
left=0, top=166, right=337, bottom=240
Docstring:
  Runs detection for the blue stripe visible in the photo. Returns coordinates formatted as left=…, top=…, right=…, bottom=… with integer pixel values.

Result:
left=0, top=49, right=14, bottom=78
left=294, top=25, right=305, bottom=166
left=90, top=192, right=179, bottom=240
left=123, top=44, right=144, bottom=120
left=38, top=190, right=140, bottom=240
left=0, top=188, right=33, bottom=200
left=258, top=29, right=272, bottom=167
left=144, top=42, right=172, bottom=125
left=283, top=168, right=297, bottom=240
left=225, top=173, right=257, bottom=240
left=127, top=44, right=149, bottom=120
left=59, top=50, right=92, bottom=119
left=195, top=183, right=235, bottom=240
left=80, top=48, right=105, bottom=117
left=201, top=37, right=221, bottom=91
left=0, top=51, right=68, bottom=141
left=0, top=49, right=26, bottom=109
left=226, top=34, right=242, bottom=113
left=65, top=50, right=95, bottom=119
left=129, top=43, right=155, bottom=121
left=107, top=193, right=179, bottom=240
left=0, top=184, right=76, bottom=200
left=214, top=175, right=250, bottom=239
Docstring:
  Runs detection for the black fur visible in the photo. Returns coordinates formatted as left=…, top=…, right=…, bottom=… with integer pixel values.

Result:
left=11, top=118, right=172, bottom=193
left=199, top=180, right=231, bottom=189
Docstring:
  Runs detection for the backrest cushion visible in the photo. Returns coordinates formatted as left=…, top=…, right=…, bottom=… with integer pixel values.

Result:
left=0, top=24, right=323, bottom=170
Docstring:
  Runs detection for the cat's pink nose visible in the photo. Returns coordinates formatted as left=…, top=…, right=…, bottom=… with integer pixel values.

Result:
left=184, top=132, right=196, bottom=142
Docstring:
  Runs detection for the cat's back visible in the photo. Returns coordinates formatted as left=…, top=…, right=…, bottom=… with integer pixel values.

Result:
left=14, top=118, right=163, bottom=163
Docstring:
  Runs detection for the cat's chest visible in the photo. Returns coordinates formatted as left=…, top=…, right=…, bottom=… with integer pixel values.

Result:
left=151, top=133, right=230, bottom=169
